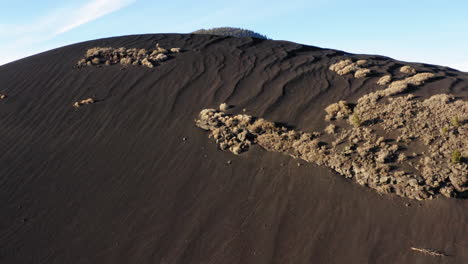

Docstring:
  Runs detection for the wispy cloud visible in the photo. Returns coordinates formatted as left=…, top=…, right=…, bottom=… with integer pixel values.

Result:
left=54, top=0, right=136, bottom=35
left=0, top=0, right=136, bottom=65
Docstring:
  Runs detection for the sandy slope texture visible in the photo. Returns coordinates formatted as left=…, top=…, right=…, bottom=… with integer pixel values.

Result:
left=0, top=33, right=467, bottom=264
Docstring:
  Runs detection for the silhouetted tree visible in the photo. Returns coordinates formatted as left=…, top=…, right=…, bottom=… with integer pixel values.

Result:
left=192, top=27, right=268, bottom=39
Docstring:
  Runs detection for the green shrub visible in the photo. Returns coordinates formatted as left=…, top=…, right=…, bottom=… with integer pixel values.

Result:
left=452, top=150, right=461, bottom=164
left=350, top=112, right=361, bottom=127
left=441, top=126, right=448, bottom=134
left=451, top=116, right=460, bottom=127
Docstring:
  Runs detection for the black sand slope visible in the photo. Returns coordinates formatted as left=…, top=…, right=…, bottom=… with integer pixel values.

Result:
left=0, top=34, right=467, bottom=263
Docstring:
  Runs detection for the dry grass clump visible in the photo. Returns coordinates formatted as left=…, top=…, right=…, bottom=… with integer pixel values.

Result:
left=195, top=109, right=255, bottom=155
left=354, top=68, right=371, bottom=78
left=329, top=59, right=371, bottom=77
left=219, top=102, right=229, bottom=111
left=329, top=59, right=353, bottom=72
left=337, top=64, right=360, bottom=75
left=73, top=98, right=95, bottom=108
left=377, top=75, right=392, bottom=86
left=77, top=43, right=182, bottom=68
left=0, top=94, right=6, bottom=99
left=384, top=72, right=435, bottom=96
left=356, top=60, right=367, bottom=66
left=324, top=100, right=352, bottom=120
left=400, top=65, right=416, bottom=74
left=410, top=247, right=446, bottom=257
left=325, top=124, right=336, bottom=134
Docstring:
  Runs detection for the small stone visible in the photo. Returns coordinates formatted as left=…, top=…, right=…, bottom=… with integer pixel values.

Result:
left=182, top=137, right=187, bottom=141
left=227, top=160, right=232, bottom=165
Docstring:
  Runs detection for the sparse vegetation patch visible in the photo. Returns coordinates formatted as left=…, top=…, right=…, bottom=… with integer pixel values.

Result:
left=77, top=43, right=182, bottom=69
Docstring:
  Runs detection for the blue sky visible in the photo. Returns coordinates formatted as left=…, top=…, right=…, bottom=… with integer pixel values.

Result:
left=1, top=0, right=468, bottom=71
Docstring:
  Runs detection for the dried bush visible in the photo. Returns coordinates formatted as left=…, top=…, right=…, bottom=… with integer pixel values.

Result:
left=329, top=59, right=352, bottom=72
left=377, top=75, right=392, bottom=86
left=400, top=65, right=416, bottom=74
left=354, top=68, right=371, bottom=78
left=384, top=72, right=435, bottom=96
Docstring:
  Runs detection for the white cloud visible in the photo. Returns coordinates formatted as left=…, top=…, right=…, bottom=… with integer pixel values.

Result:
left=0, top=0, right=136, bottom=65
left=54, top=0, right=136, bottom=35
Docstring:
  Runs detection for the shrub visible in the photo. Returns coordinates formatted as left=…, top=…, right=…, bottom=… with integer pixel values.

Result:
left=192, top=27, right=268, bottom=39
left=441, top=126, right=448, bottom=134
left=451, top=150, right=461, bottom=164
left=350, top=112, right=361, bottom=127
left=377, top=75, right=392, bottom=86
left=329, top=59, right=352, bottom=72
left=354, top=68, right=371, bottom=78
left=356, top=60, right=367, bottom=66
left=400, top=65, right=416, bottom=74
left=219, top=103, right=229, bottom=111
left=451, top=116, right=460, bottom=127
left=384, top=72, right=435, bottom=96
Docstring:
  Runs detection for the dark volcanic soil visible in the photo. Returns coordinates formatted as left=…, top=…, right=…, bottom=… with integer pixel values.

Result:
left=0, top=34, right=467, bottom=264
